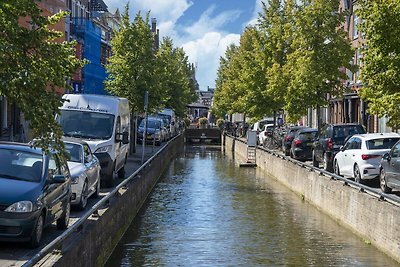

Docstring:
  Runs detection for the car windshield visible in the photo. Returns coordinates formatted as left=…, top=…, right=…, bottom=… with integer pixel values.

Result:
left=65, top=143, right=82, bottom=163
left=140, top=120, right=161, bottom=129
left=333, top=125, right=365, bottom=139
left=58, top=110, right=115, bottom=140
left=0, top=148, right=43, bottom=182
left=158, top=114, right=171, bottom=125
left=259, top=120, right=274, bottom=129
left=366, top=138, right=400, bottom=150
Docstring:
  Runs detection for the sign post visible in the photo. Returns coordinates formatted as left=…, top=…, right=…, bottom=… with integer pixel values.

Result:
left=141, top=91, right=149, bottom=164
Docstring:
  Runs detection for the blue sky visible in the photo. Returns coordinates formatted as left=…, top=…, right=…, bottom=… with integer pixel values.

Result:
left=105, top=0, right=264, bottom=90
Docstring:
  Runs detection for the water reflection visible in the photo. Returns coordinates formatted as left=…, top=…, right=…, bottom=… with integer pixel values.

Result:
left=106, top=147, right=398, bottom=267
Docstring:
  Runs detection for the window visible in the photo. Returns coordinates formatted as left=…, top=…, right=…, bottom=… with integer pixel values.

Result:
left=83, top=144, right=92, bottom=162
left=392, top=143, right=400, bottom=158
left=48, top=154, right=61, bottom=177
left=352, top=138, right=362, bottom=149
left=353, top=15, right=359, bottom=39
left=344, top=137, right=354, bottom=150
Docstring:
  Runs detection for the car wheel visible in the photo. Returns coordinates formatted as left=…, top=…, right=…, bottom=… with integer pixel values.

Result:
left=105, top=163, right=117, bottom=188
left=94, top=176, right=101, bottom=198
left=354, top=164, right=362, bottom=184
left=118, top=165, right=126, bottom=179
left=57, top=200, right=70, bottom=230
left=284, top=147, right=290, bottom=156
left=312, top=150, right=319, bottom=167
left=77, top=180, right=88, bottom=211
left=334, top=160, right=341, bottom=176
left=29, top=213, right=44, bottom=248
left=380, top=168, right=392, bottom=193
left=323, top=153, right=333, bottom=172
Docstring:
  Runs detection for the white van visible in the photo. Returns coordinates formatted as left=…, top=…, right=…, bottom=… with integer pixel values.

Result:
left=158, top=108, right=176, bottom=138
left=57, top=94, right=130, bottom=187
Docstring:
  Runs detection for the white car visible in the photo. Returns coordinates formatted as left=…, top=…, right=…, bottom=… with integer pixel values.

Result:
left=64, top=139, right=101, bottom=210
left=333, top=133, right=400, bottom=183
left=258, top=124, right=274, bottom=146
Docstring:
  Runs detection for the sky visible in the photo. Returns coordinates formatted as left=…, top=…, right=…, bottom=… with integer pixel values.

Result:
left=104, top=0, right=265, bottom=90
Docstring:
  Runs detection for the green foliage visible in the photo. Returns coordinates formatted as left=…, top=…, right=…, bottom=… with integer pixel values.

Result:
left=199, top=117, right=208, bottom=125
left=156, top=37, right=197, bottom=117
left=106, top=8, right=159, bottom=113
left=214, top=0, right=353, bottom=124
left=357, top=0, right=400, bottom=129
left=216, top=118, right=224, bottom=129
left=184, top=118, right=191, bottom=127
left=106, top=7, right=197, bottom=118
left=284, top=0, right=354, bottom=122
left=0, top=0, right=85, bottom=153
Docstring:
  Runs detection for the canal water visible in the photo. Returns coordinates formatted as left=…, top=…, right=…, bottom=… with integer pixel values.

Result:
left=106, top=146, right=398, bottom=267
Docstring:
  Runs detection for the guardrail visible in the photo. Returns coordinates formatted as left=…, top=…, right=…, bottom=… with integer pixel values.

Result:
left=231, top=135, right=400, bottom=207
left=23, top=134, right=181, bottom=267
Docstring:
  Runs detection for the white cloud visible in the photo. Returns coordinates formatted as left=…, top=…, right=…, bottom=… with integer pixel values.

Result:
left=183, top=5, right=241, bottom=40
left=103, top=0, right=252, bottom=90
left=182, top=32, right=240, bottom=89
left=246, top=0, right=265, bottom=26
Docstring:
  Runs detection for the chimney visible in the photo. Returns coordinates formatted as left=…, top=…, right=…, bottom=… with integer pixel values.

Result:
left=151, top=18, right=157, bottom=33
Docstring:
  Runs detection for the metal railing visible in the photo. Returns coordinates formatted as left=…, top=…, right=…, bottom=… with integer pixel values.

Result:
left=23, top=134, right=181, bottom=267
left=232, top=135, right=400, bottom=207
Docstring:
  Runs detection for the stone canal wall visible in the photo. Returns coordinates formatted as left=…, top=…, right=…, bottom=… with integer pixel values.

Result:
left=47, top=135, right=184, bottom=267
left=225, top=136, right=400, bottom=263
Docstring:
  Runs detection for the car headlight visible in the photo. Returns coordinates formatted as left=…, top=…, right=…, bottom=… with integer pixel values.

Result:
left=95, top=145, right=112, bottom=153
left=5, top=201, right=33, bottom=213
left=72, top=173, right=85, bottom=184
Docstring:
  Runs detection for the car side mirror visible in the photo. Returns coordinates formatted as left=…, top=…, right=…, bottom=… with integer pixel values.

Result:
left=85, top=155, right=92, bottom=164
left=121, top=131, right=129, bottom=144
left=116, top=131, right=129, bottom=144
left=52, top=174, right=66, bottom=183
left=382, top=153, right=391, bottom=161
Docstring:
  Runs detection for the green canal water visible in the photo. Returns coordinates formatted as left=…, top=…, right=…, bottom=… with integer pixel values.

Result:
left=105, top=146, right=399, bottom=267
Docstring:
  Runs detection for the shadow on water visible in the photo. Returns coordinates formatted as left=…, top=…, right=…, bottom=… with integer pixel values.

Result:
left=105, top=146, right=399, bottom=267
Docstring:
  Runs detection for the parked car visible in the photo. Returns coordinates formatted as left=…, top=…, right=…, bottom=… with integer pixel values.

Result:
left=290, top=128, right=318, bottom=161
left=64, top=138, right=101, bottom=210
left=312, top=123, right=366, bottom=172
left=282, top=126, right=309, bottom=156
left=137, top=116, right=166, bottom=146
left=0, top=142, right=71, bottom=247
left=379, top=139, right=400, bottom=193
left=334, top=133, right=400, bottom=184
left=58, top=93, right=130, bottom=188
left=259, top=124, right=274, bottom=146
left=251, top=118, right=274, bottom=141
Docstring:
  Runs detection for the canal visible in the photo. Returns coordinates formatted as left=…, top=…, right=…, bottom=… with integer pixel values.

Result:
left=105, top=146, right=398, bottom=266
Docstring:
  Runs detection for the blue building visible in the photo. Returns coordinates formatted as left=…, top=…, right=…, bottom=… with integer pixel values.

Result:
left=71, top=17, right=107, bottom=95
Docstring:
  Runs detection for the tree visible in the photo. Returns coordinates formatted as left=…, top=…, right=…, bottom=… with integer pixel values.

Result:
left=213, top=44, right=241, bottom=118
left=357, top=0, right=400, bottom=129
left=0, top=0, right=84, bottom=152
left=156, top=37, right=197, bottom=117
left=284, top=0, right=354, bottom=124
left=106, top=7, right=160, bottom=113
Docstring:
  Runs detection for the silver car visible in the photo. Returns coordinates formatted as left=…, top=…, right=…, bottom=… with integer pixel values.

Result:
left=64, top=139, right=101, bottom=210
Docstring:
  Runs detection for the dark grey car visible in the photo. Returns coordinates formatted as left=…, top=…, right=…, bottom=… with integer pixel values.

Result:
left=0, top=142, right=71, bottom=248
left=312, top=123, right=366, bottom=172
left=380, top=140, right=400, bottom=193
left=290, top=128, right=318, bottom=161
